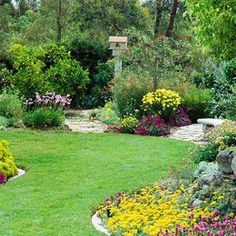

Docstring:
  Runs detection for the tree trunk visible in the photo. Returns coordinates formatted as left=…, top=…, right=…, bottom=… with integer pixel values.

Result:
left=165, top=0, right=178, bottom=37
left=56, top=0, right=62, bottom=43
left=154, top=0, right=163, bottom=37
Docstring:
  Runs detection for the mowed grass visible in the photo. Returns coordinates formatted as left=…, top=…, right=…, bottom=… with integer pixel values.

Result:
left=0, top=130, right=192, bottom=236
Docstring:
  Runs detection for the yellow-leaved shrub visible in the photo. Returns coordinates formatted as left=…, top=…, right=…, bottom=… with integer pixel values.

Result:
left=0, top=140, right=18, bottom=179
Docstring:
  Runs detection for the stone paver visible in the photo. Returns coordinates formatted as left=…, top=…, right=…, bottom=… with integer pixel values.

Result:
left=65, top=110, right=108, bottom=133
left=65, top=119, right=107, bottom=133
left=169, top=124, right=205, bottom=143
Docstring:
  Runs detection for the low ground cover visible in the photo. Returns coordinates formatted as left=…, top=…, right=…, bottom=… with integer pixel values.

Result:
left=0, top=130, right=190, bottom=235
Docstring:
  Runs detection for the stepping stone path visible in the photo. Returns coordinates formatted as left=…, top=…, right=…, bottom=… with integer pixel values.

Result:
left=169, top=124, right=205, bottom=143
left=65, top=110, right=108, bottom=133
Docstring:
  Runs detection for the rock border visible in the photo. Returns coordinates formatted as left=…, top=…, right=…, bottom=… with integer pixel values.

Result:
left=8, top=169, right=26, bottom=182
left=91, top=213, right=110, bottom=236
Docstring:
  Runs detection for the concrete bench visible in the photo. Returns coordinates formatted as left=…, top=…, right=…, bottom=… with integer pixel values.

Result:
left=197, top=118, right=224, bottom=132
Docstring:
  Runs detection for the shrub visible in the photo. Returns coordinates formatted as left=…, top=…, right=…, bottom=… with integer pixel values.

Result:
left=168, top=108, right=191, bottom=127
left=5, top=43, right=89, bottom=103
left=44, top=58, right=89, bottom=103
left=142, top=89, right=181, bottom=120
left=160, top=79, right=212, bottom=122
left=0, top=89, right=23, bottom=119
left=135, top=114, right=170, bottom=136
left=120, top=116, right=139, bottom=134
left=209, top=60, right=236, bottom=117
left=0, top=116, right=8, bottom=129
left=181, top=87, right=211, bottom=122
left=0, top=140, right=18, bottom=181
left=113, top=73, right=152, bottom=118
left=68, top=38, right=112, bottom=108
left=191, top=143, right=219, bottom=164
left=23, top=108, right=65, bottom=128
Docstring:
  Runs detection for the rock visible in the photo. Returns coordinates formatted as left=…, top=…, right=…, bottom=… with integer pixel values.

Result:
left=231, top=154, right=236, bottom=176
left=197, top=171, right=224, bottom=187
left=216, top=148, right=235, bottom=174
left=229, top=191, right=236, bottom=211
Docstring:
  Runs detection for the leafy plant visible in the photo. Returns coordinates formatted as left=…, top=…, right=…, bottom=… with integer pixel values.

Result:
left=0, top=89, right=23, bottom=120
left=191, top=143, right=219, bottom=164
left=135, top=114, right=170, bottom=136
left=23, top=108, right=65, bottom=128
left=0, top=116, right=8, bottom=129
left=93, top=101, right=120, bottom=125
left=0, top=140, right=18, bottom=180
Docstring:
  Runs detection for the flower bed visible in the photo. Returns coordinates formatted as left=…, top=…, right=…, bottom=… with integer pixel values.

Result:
left=97, top=181, right=236, bottom=236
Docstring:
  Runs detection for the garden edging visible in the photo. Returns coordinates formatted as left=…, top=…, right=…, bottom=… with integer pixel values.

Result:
left=91, top=213, right=110, bottom=235
left=8, top=169, right=26, bottom=182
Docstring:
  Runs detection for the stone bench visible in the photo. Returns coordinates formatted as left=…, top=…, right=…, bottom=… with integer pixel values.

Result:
left=197, top=118, right=224, bottom=132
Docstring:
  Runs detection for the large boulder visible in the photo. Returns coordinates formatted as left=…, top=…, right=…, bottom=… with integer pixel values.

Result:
left=231, top=154, right=236, bottom=176
left=216, top=148, right=235, bottom=174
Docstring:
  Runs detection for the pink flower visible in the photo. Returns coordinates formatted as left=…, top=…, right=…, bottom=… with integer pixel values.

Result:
left=0, top=173, right=5, bottom=184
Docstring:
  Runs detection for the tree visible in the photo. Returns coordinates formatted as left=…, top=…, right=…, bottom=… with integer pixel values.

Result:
left=185, top=0, right=236, bottom=60
left=73, top=0, right=151, bottom=39
left=165, top=0, right=178, bottom=37
left=145, top=0, right=184, bottom=38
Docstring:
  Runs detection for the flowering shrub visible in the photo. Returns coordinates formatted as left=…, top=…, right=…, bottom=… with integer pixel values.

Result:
left=168, top=108, right=191, bottom=127
left=25, top=92, right=71, bottom=110
left=0, top=140, right=18, bottom=182
left=120, top=116, right=139, bottom=134
left=135, top=114, right=170, bottom=136
left=98, top=182, right=236, bottom=236
left=142, top=89, right=181, bottom=119
left=208, top=120, right=236, bottom=150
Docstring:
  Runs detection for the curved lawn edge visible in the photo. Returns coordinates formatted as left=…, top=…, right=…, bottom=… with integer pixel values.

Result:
left=8, top=169, right=26, bottom=182
left=92, top=213, right=110, bottom=236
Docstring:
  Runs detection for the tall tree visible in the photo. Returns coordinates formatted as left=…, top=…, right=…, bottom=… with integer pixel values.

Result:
left=154, top=0, right=164, bottom=37
left=165, top=0, right=178, bottom=37
left=74, top=0, right=150, bottom=38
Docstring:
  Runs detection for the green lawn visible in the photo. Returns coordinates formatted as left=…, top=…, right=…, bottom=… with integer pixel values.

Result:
left=0, top=130, right=192, bottom=236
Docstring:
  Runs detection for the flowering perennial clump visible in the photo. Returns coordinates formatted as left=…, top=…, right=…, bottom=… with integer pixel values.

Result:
left=208, top=120, right=236, bottom=150
left=168, top=108, right=192, bottom=127
left=98, top=182, right=236, bottom=236
left=120, top=115, right=139, bottom=133
left=25, top=92, right=71, bottom=110
left=135, top=114, right=170, bottom=136
left=142, top=89, right=181, bottom=118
